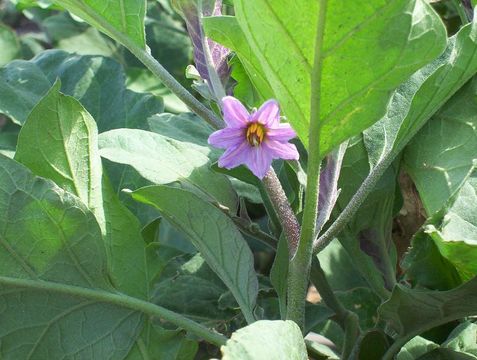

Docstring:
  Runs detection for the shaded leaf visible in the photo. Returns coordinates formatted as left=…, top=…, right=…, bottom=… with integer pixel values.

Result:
left=0, top=50, right=163, bottom=130
left=404, top=78, right=477, bottom=215
left=379, top=275, right=477, bottom=340
left=153, top=253, right=237, bottom=324
left=0, top=154, right=142, bottom=358
left=132, top=185, right=258, bottom=323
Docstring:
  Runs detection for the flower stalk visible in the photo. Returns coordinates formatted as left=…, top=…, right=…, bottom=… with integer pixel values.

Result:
left=262, top=169, right=301, bottom=255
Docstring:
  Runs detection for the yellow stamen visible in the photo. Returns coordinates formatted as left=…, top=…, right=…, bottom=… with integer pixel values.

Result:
left=246, top=122, right=266, bottom=146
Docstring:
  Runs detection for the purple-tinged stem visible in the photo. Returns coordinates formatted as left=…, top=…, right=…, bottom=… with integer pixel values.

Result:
left=262, top=169, right=301, bottom=256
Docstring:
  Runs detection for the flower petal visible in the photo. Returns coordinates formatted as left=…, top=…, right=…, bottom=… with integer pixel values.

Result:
left=251, top=99, right=280, bottom=127
left=221, top=96, right=250, bottom=128
left=208, top=127, right=245, bottom=149
left=263, top=140, right=299, bottom=160
left=266, top=123, right=297, bottom=142
left=218, top=140, right=252, bottom=169
left=245, top=146, right=273, bottom=179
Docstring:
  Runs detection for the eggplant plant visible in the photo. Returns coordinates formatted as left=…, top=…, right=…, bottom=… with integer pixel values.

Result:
left=0, top=0, right=477, bottom=359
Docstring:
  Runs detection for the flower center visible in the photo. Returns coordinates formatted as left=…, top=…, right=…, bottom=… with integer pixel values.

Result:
left=246, top=122, right=266, bottom=147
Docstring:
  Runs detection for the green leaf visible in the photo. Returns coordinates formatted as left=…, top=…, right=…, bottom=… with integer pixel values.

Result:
left=0, top=50, right=163, bottom=130
left=126, top=326, right=198, bottom=360
left=142, top=4, right=192, bottom=82
left=420, top=177, right=477, bottom=281
left=42, top=12, right=120, bottom=58
left=401, top=231, right=462, bottom=290
left=52, top=0, right=146, bottom=49
left=351, top=329, right=391, bottom=360
left=231, top=0, right=446, bottom=154
left=203, top=16, right=274, bottom=105
left=132, top=185, right=258, bottom=323
left=379, top=275, right=477, bottom=341
left=148, top=112, right=215, bottom=153
left=316, top=238, right=368, bottom=291
left=98, top=128, right=238, bottom=212
left=221, top=320, right=307, bottom=360
left=365, top=17, right=477, bottom=169
left=0, top=23, right=20, bottom=66
left=404, top=77, right=477, bottom=215
left=0, top=154, right=142, bottom=358
left=153, top=253, right=237, bottom=324
left=15, top=81, right=102, bottom=212
left=443, top=322, right=477, bottom=356
left=397, top=336, right=439, bottom=360
left=15, top=82, right=149, bottom=299
left=334, top=136, right=398, bottom=297
left=416, top=348, right=477, bottom=360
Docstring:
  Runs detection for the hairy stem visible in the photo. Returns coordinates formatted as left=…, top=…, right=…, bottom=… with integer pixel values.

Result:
left=286, top=0, right=328, bottom=329
left=233, top=217, right=278, bottom=250
left=123, top=42, right=223, bottom=129
left=341, top=312, right=361, bottom=360
left=313, top=149, right=394, bottom=254
left=262, top=169, right=300, bottom=255
left=0, top=276, right=227, bottom=346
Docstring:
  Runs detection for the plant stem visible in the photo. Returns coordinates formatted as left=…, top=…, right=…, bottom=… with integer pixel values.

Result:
left=128, top=46, right=223, bottom=129
left=262, top=169, right=300, bottom=255
left=341, top=312, right=360, bottom=360
left=199, top=3, right=227, bottom=101
left=286, top=0, right=328, bottom=330
left=258, top=180, right=283, bottom=237
left=313, top=153, right=394, bottom=254
left=232, top=217, right=278, bottom=250
left=0, top=276, right=227, bottom=347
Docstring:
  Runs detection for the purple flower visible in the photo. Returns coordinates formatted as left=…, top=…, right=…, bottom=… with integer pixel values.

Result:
left=208, top=96, right=299, bottom=179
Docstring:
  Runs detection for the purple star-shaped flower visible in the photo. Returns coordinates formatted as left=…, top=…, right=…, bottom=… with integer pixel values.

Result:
left=208, top=96, right=299, bottom=179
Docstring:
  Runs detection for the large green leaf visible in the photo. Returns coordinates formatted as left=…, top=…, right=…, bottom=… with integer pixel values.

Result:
left=0, top=154, right=142, bottom=358
left=132, top=185, right=258, bottom=324
left=203, top=15, right=274, bottom=106
left=98, top=128, right=238, bottom=212
left=404, top=78, right=477, bottom=215
left=52, top=0, right=146, bottom=49
left=420, top=176, right=477, bottom=281
left=221, top=320, right=307, bottom=360
left=379, top=275, right=477, bottom=342
left=0, top=50, right=163, bottom=130
left=364, top=17, right=477, bottom=169
left=231, top=0, right=446, bottom=155
left=14, top=82, right=149, bottom=299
